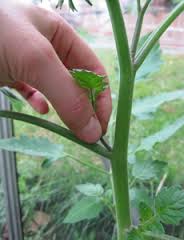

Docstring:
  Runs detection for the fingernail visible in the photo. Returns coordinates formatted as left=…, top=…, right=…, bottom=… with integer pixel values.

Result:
left=77, top=116, right=102, bottom=143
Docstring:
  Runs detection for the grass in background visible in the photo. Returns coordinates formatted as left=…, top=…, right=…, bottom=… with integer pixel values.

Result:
left=12, top=50, right=184, bottom=239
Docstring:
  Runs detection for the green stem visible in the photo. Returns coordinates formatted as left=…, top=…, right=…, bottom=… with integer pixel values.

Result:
left=136, top=0, right=141, bottom=13
left=67, top=154, right=110, bottom=175
left=100, top=137, right=112, bottom=152
left=143, top=232, right=182, bottom=240
left=135, top=2, right=184, bottom=70
left=106, top=0, right=133, bottom=239
left=0, top=110, right=111, bottom=159
left=131, top=0, right=152, bottom=60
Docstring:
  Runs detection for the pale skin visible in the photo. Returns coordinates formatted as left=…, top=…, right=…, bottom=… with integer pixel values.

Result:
left=0, top=1, right=112, bottom=143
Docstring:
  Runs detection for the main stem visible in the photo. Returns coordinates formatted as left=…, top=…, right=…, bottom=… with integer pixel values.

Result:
left=105, top=0, right=133, bottom=239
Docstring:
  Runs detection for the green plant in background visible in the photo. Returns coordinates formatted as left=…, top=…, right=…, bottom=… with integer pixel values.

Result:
left=1, top=0, right=184, bottom=239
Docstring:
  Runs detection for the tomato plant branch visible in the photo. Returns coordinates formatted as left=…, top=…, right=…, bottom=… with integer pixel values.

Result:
left=135, top=1, right=184, bottom=70
left=0, top=110, right=112, bottom=159
left=136, top=0, right=141, bottom=13
left=106, top=0, right=133, bottom=239
left=143, top=231, right=182, bottom=240
left=131, top=0, right=152, bottom=60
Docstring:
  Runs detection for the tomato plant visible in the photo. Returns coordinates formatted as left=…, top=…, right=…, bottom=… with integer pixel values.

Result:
left=1, top=0, right=184, bottom=239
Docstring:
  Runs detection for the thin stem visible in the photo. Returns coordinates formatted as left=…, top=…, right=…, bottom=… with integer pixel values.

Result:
left=143, top=231, right=182, bottom=240
left=67, top=154, right=110, bottom=175
left=136, top=0, right=141, bottom=13
left=150, top=181, right=154, bottom=198
left=131, top=0, right=152, bottom=60
left=90, top=89, right=95, bottom=109
left=156, top=173, right=168, bottom=196
left=129, top=177, right=136, bottom=188
left=135, top=2, right=184, bottom=70
left=100, top=137, right=112, bottom=152
left=0, top=110, right=111, bottom=159
left=106, top=0, right=133, bottom=239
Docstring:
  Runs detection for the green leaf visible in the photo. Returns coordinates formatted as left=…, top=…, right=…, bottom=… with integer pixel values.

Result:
left=144, top=220, right=165, bottom=235
left=127, top=228, right=144, bottom=240
left=132, top=89, right=184, bottom=120
left=139, top=202, right=153, bottom=222
left=76, top=183, right=104, bottom=197
left=130, top=187, right=152, bottom=208
left=136, top=33, right=163, bottom=82
left=0, top=135, right=65, bottom=160
left=132, top=159, right=167, bottom=181
left=63, top=197, right=103, bottom=223
left=156, top=186, right=184, bottom=225
left=71, top=69, right=108, bottom=97
left=104, top=189, right=113, bottom=202
left=137, top=115, right=184, bottom=152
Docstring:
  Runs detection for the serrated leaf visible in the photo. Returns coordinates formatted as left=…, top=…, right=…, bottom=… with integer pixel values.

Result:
left=137, top=115, right=184, bottom=152
left=76, top=183, right=104, bottom=197
left=64, top=197, right=103, bottom=223
left=146, top=220, right=165, bottom=234
left=156, top=186, right=184, bottom=225
left=0, top=136, right=65, bottom=160
left=136, top=33, right=163, bottom=82
left=132, top=89, right=184, bottom=120
left=71, top=69, right=107, bottom=97
left=127, top=228, right=144, bottom=240
left=132, top=159, right=167, bottom=181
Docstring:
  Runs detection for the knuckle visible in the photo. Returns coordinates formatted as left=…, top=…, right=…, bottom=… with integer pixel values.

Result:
left=20, top=39, right=55, bottom=86
left=23, top=41, right=54, bottom=68
left=47, top=13, right=60, bottom=35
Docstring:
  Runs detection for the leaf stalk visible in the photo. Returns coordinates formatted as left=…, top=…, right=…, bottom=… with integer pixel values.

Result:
left=131, top=0, right=152, bottom=60
left=0, top=111, right=111, bottom=159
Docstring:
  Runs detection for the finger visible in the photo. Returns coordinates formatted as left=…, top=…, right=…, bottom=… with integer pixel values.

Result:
left=12, top=81, right=49, bottom=114
left=50, top=18, right=112, bottom=133
left=26, top=8, right=112, bottom=134
left=10, top=29, right=102, bottom=143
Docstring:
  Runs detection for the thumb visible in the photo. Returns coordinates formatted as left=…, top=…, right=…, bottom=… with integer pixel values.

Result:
left=12, top=33, right=102, bottom=143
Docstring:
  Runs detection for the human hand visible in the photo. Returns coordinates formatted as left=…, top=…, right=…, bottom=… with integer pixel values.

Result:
left=0, top=1, right=112, bottom=143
